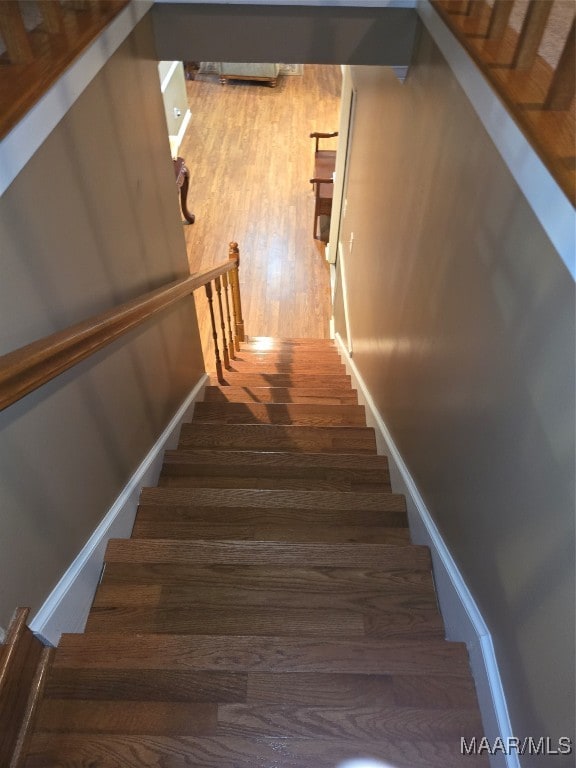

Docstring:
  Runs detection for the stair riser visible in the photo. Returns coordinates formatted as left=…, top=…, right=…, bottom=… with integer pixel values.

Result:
left=93, top=581, right=438, bottom=611
left=84, top=607, right=444, bottom=640
left=203, top=387, right=358, bottom=404
left=158, top=476, right=391, bottom=492
left=210, top=375, right=352, bottom=388
left=54, top=635, right=470, bottom=675
left=179, top=424, right=377, bottom=454
left=192, top=403, right=366, bottom=427
left=130, top=522, right=410, bottom=544
left=104, top=540, right=432, bottom=570
left=163, top=450, right=389, bottom=473
left=139, top=488, right=406, bottom=513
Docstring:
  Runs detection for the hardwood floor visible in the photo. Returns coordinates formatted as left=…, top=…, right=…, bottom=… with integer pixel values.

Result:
left=179, top=66, right=341, bottom=346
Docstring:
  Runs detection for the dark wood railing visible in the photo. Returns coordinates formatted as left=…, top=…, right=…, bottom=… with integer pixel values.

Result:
left=0, top=243, right=245, bottom=411
left=0, top=0, right=129, bottom=139
left=431, top=0, right=575, bottom=205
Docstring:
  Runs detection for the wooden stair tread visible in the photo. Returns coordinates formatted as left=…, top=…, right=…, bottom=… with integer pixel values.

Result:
left=192, top=401, right=366, bottom=426
left=36, top=698, right=482, bottom=739
left=178, top=423, right=377, bottom=453
left=160, top=449, right=391, bottom=491
left=24, top=733, right=489, bottom=768
left=164, top=449, right=388, bottom=471
left=203, top=385, right=358, bottom=404
left=210, top=373, right=352, bottom=387
left=222, top=360, right=345, bottom=373
left=43, top=668, right=481, bottom=709
left=54, top=634, right=471, bottom=675
left=93, top=575, right=438, bottom=609
left=84, top=605, right=369, bottom=637
left=130, top=521, right=410, bottom=544
left=157, top=475, right=392, bottom=492
left=139, top=487, right=406, bottom=512
left=99, top=563, right=437, bottom=593
left=104, top=539, right=431, bottom=569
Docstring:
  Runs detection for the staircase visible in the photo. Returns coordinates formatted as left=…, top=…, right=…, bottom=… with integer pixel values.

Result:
left=22, top=338, right=488, bottom=768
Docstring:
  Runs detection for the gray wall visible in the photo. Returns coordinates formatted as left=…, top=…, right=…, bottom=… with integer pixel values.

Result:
left=0, top=16, right=204, bottom=630
left=333, top=33, right=575, bottom=764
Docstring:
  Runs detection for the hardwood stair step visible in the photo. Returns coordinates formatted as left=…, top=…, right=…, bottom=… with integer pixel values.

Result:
left=233, top=349, right=342, bottom=362
left=178, top=423, right=377, bottom=453
left=104, top=540, right=432, bottom=570
left=85, top=600, right=443, bottom=639
left=35, top=698, right=482, bottom=739
left=54, top=633, right=471, bottom=675
left=24, top=733, right=489, bottom=768
left=203, top=385, right=358, bottom=404
left=131, top=520, right=410, bottom=544
left=192, top=402, right=366, bottom=426
left=43, top=668, right=481, bottom=710
left=243, top=337, right=336, bottom=349
left=84, top=606, right=374, bottom=637
left=158, top=474, right=392, bottom=492
left=160, top=449, right=391, bottom=491
left=99, top=563, right=437, bottom=594
left=92, top=579, right=438, bottom=613
left=139, top=487, right=406, bottom=513
left=210, top=373, right=352, bottom=388
left=132, top=503, right=408, bottom=541
left=223, top=358, right=345, bottom=372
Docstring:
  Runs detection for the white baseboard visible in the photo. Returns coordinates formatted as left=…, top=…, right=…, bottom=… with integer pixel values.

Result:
left=334, top=333, right=519, bottom=768
left=29, top=374, right=208, bottom=646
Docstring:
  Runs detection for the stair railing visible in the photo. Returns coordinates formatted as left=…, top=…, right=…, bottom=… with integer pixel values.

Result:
left=430, top=0, right=575, bottom=204
left=0, top=0, right=129, bottom=140
left=0, top=242, right=245, bottom=411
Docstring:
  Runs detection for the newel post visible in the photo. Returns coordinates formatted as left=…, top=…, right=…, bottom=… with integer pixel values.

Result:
left=228, top=242, right=245, bottom=349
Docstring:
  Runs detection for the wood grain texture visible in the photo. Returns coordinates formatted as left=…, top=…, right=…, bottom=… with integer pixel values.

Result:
left=0, top=1, right=129, bottom=139
left=192, top=402, right=366, bottom=426
left=178, top=422, right=377, bottom=453
left=160, top=449, right=391, bottom=491
left=24, top=733, right=489, bottom=768
left=181, top=67, right=341, bottom=344
left=21, top=340, right=487, bottom=766
left=202, top=385, right=359, bottom=404
left=432, top=0, right=575, bottom=202
left=0, top=608, right=46, bottom=767
left=53, top=634, right=471, bottom=675
left=138, top=487, right=406, bottom=512
left=104, top=540, right=432, bottom=570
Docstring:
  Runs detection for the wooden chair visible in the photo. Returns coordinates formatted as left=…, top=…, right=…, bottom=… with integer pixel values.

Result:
left=310, top=131, right=338, bottom=241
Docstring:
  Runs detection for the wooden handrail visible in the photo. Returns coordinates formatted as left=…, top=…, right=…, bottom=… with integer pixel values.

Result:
left=0, top=254, right=243, bottom=411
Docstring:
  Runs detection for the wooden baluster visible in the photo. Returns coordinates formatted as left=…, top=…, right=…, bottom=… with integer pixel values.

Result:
left=37, top=1, right=65, bottom=34
left=544, top=19, right=575, bottom=110
left=447, top=0, right=474, bottom=15
left=512, top=0, right=553, bottom=69
left=228, top=242, right=245, bottom=348
left=205, top=281, right=224, bottom=384
left=222, top=272, right=236, bottom=361
left=486, top=0, right=514, bottom=40
left=214, top=276, right=230, bottom=370
left=0, top=3, right=34, bottom=64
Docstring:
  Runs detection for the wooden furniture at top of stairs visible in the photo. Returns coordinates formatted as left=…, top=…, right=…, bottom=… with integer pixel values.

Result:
left=310, top=132, right=338, bottom=242
left=21, top=337, right=488, bottom=768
